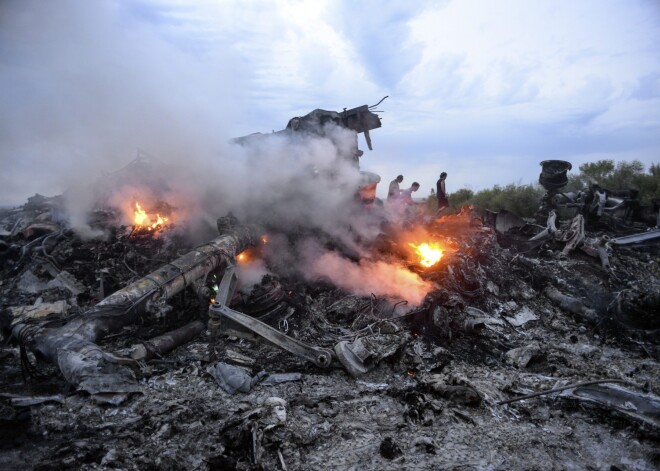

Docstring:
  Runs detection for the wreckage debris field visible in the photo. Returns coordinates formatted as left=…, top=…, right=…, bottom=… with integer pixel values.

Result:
left=1, top=198, right=659, bottom=470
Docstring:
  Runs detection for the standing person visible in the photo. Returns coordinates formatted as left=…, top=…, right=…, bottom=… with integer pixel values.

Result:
left=436, top=172, right=448, bottom=211
left=400, top=182, right=420, bottom=205
left=388, top=175, right=403, bottom=202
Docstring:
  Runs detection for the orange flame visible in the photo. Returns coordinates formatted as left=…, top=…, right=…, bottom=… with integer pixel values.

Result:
left=133, top=202, right=169, bottom=231
left=409, top=242, right=444, bottom=268
left=236, top=245, right=268, bottom=265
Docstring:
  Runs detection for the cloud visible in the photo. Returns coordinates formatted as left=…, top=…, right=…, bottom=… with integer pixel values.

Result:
left=0, top=0, right=247, bottom=205
left=327, top=0, right=429, bottom=90
left=1, top=0, right=659, bottom=208
left=631, top=72, right=660, bottom=101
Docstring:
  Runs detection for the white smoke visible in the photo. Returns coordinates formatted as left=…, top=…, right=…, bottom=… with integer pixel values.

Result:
left=0, top=1, right=432, bottom=306
left=307, top=250, right=431, bottom=305
left=262, top=238, right=433, bottom=307
left=236, top=259, right=271, bottom=292
left=0, top=0, right=243, bottom=209
left=0, top=1, right=368, bottom=240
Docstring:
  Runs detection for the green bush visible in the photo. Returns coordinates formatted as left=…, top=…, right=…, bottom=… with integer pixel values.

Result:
left=449, top=188, right=474, bottom=207
left=423, top=188, right=476, bottom=214
left=449, top=183, right=545, bottom=217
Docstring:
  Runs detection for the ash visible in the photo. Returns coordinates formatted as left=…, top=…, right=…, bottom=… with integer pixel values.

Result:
left=1, top=195, right=659, bottom=471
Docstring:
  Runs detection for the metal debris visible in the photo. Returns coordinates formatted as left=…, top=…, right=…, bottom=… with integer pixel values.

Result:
left=611, top=228, right=660, bottom=245
left=207, top=362, right=266, bottom=395
left=1, top=175, right=659, bottom=469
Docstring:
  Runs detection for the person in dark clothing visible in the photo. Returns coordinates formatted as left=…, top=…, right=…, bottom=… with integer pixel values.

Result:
left=436, top=172, right=448, bottom=211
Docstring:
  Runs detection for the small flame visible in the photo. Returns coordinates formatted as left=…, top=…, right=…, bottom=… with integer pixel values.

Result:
left=236, top=247, right=264, bottom=264
left=133, top=202, right=149, bottom=227
left=409, top=242, right=443, bottom=268
left=261, top=235, right=269, bottom=245
left=133, top=202, right=169, bottom=231
left=209, top=284, right=218, bottom=304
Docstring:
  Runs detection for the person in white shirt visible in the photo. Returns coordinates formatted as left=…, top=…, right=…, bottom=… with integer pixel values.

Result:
left=387, top=175, right=403, bottom=202
left=399, top=182, right=420, bottom=205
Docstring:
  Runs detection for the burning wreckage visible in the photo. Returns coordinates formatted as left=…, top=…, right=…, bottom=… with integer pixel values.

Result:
left=1, top=103, right=660, bottom=470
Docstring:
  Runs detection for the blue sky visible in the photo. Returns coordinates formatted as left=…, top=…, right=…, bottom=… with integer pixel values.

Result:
left=1, top=0, right=659, bottom=203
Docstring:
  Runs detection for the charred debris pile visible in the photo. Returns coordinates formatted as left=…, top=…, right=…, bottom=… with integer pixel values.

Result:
left=1, top=156, right=660, bottom=467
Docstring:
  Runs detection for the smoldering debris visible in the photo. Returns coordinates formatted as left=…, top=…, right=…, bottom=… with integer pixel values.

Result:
left=1, top=93, right=660, bottom=467
left=1, top=178, right=659, bottom=470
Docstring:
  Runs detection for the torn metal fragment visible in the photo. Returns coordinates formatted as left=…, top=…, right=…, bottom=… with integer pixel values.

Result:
left=334, top=333, right=407, bottom=377
left=559, top=384, right=660, bottom=430
left=505, top=341, right=541, bottom=368
left=209, top=267, right=333, bottom=368
left=208, top=362, right=266, bottom=395
left=130, top=320, right=205, bottom=361
left=544, top=286, right=597, bottom=323
left=46, top=270, right=85, bottom=296
left=611, top=229, right=660, bottom=245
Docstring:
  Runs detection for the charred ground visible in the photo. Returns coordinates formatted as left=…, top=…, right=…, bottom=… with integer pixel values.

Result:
left=1, top=194, right=659, bottom=470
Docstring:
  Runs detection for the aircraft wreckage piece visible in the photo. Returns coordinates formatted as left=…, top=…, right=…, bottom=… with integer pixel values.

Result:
left=558, top=383, right=660, bottom=431
left=209, top=267, right=334, bottom=368
left=580, top=235, right=611, bottom=270
left=130, top=320, right=206, bottom=361
left=12, top=221, right=262, bottom=402
left=233, top=98, right=385, bottom=153
left=610, top=229, right=660, bottom=246
left=556, top=213, right=585, bottom=255
left=529, top=210, right=559, bottom=242
left=544, top=286, right=597, bottom=323
left=530, top=211, right=611, bottom=270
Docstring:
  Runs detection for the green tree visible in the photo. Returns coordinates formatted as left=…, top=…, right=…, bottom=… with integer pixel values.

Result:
left=452, top=183, right=544, bottom=218
left=566, top=159, right=615, bottom=191
left=579, top=160, right=615, bottom=183
left=425, top=188, right=437, bottom=211
left=449, top=188, right=474, bottom=207
left=631, top=162, right=660, bottom=202
left=608, top=160, right=645, bottom=190
left=566, top=159, right=659, bottom=203
left=650, top=164, right=660, bottom=177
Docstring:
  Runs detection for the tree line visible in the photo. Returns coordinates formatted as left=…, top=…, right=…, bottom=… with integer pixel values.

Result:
left=426, top=160, right=660, bottom=218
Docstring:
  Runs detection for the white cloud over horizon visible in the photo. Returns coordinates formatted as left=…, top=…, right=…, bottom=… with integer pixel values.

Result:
left=1, top=0, right=659, bottom=204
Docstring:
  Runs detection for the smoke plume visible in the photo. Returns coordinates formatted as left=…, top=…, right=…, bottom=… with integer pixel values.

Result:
left=1, top=1, right=432, bottom=306
left=308, top=251, right=432, bottom=305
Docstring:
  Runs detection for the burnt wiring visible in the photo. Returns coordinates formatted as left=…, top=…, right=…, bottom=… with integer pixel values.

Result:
left=40, top=230, right=65, bottom=270
left=122, top=254, right=139, bottom=276
left=391, top=300, right=409, bottom=316
left=11, top=233, right=51, bottom=274
left=19, top=341, right=46, bottom=381
left=14, top=316, right=72, bottom=381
